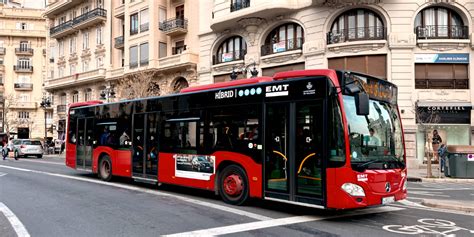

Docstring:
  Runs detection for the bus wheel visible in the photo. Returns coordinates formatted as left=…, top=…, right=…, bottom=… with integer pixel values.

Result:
left=219, top=165, right=249, bottom=205
left=99, top=155, right=112, bottom=181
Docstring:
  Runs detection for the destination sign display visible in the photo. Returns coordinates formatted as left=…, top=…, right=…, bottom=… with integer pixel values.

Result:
left=350, top=74, right=397, bottom=104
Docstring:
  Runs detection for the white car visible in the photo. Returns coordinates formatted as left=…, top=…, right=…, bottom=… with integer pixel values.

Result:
left=9, top=139, right=44, bottom=159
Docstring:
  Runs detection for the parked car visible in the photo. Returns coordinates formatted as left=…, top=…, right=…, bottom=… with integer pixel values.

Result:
left=5, top=139, right=43, bottom=159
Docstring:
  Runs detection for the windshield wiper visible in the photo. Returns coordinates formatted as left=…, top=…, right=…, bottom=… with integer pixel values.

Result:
left=353, top=159, right=384, bottom=172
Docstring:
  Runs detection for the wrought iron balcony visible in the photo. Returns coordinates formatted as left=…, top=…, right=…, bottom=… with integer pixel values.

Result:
left=73, top=8, right=107, bottom=27
left=213, top=50, right=246, bottom=65
left=13, top=65, right=33, bottom=73
left=15, top=48, right=34, bottom=55
left=327, top=26, right=386, bottom=44
left=415, top=25, right=469, bottom=40
left=114, top=36, right=124, bottom=48
left=14, top=83, right=33, bottom=90
left=140, top=23, right=149, bottom=32
left=159, top=18, right=188, bottom=36
left=230, top=0, right=250, bottom=12
left=261, top=37, right=304, bottom=56
left=49, top=20, right=72, bottom=37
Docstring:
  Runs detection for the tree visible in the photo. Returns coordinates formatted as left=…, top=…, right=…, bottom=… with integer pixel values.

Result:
left=3, top=94, right=17, bottom=138
left=414, top=101, right=441, bottom=178
left=116, top=70, right=161, bottom=100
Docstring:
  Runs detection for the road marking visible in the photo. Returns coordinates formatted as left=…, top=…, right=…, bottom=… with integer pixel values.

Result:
left=164, top=206, right=404, bottom=236
left=18, top=159, right=64, bottom=166
left=409, top=191, right=449, bottom=197
left=0, top=165, right=271, bottom=221
left=0, top=171, right=6, bottom=177
left=390, top=203, right=474, bottom=217
left=0, top=202, right=30, bottom=237
left=410, top=187, right=474, bottom=191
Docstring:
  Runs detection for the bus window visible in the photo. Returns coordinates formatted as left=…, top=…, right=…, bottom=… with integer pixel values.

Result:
left=68, top=115, right=77, bottom=144
left=328, top=98, right=345, bottom=167
left=161, top=119, right=199, bottom=154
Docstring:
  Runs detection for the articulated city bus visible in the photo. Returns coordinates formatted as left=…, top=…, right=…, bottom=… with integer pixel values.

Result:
left=66, top=69, right=406, bottom=209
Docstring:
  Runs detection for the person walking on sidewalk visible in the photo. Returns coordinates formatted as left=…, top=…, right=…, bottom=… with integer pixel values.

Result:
left=432, top=130, right=442, bottom=163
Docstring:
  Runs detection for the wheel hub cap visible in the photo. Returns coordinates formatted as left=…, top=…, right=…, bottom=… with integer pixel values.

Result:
left=223, top=174, right=243, bottom=196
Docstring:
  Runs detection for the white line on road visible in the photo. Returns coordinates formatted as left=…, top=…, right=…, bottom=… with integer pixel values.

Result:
left=164, top=206, right=404, bottom=237
left=18, top=159, right=64, bottom=166
left=408, top=191, right=450, bottom=197
left=0, top=165, right=271, bottom=221
left=0, top=202, right=30, bottom=237
left=409, top=187, right=474, bottom=191
left=0, top=172, right=6, bottom=177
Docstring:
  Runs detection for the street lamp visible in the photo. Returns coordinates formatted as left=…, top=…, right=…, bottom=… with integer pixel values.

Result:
left=100, top=86, right=116, bottom=102
left=40, top=96, right=51, bottom=143
left=230, top=62, right=259, bottom=80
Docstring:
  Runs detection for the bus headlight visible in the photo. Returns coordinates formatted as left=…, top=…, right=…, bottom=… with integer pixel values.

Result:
left=341, top=183, right=365, bottom=197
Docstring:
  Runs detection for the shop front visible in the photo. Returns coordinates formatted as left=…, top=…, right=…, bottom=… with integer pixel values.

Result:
left=416, top=103, right=472, bottom=164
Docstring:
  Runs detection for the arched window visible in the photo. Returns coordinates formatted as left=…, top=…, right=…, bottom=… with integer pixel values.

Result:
left=214, top=36, right=247, bottom=64
left=84, top=88, right=92, bottom=101
left=173, top=77, right=189, bottom=93
left=328, top=9, right=385, bottom=44
left=72, top=91, right=79, bottom=103
left=415, top=7, right=466, bottom=39
left=262, top=23, right=304, bottom=56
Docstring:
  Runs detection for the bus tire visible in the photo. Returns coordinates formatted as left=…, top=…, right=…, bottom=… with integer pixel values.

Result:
left=219, top=164, right=249, bottom=205
left=99, top=155, right=112, bottom=182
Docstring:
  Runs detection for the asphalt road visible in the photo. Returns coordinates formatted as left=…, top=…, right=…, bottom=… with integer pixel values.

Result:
left=1, top=157, right=474, bottom=237
left=407, top=181, right=474, bottom=202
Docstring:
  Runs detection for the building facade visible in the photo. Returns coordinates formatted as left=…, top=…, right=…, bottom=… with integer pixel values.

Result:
left=0, top=3, right=47, bottom=139
left=44, top=0, right=199, bottom=141
left=198, top=0, right=474, bottom=168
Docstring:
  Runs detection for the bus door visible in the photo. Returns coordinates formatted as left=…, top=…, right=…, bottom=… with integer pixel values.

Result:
left=132, top=113, right=159, bottom=180
left=264, top=101, right=325, bottom=206
left=76, top=117, right=94, bottom=170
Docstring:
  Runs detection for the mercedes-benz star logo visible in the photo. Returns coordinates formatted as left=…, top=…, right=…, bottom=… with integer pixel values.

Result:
left=385, top=182, right=391, bottom=193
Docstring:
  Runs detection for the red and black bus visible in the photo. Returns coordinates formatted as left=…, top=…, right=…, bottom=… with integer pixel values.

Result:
left=66, top=69, right=406, bottom=209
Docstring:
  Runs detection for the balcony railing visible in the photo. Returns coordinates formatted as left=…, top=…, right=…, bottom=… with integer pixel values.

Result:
left=57, top=105, right=67, bottom=113
left=129, top=61, right=138, bottom=69
left=415, top=79, right=469, bottom=89
left=73, top=8, right=107, bottom=26
left=213, top=50, right=246, bottom=65
left=230, top=0, right=250, bottom=12
left=0, top=47, right=5, bottom=55
left=159, top=18, right=188, bottom=32
left=15, top=48, right=34, bottom=55
left=14, top=65, right=33, bottom=72
left=14, top=83, right=33, bottom=90
left=114, top=36, right=124, bottom=48
left=130, top=28, right=139, bottom=35
left=327, top=26, right=386, bottom=44
left=261, top=37, right=304, bottom=56
left=50, top=20, right=72, bottom=36
left=140, top=23, right=149, bottom=32
left=415, top=25, right=469, bottom=40
left=140, top=59, right=149, bottom=66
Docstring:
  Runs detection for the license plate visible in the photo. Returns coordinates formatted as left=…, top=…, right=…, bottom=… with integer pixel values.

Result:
left=382, top=196, right=395, bottom=205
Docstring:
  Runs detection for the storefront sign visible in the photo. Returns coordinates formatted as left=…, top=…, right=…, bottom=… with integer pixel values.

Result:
left=415, top=53, right=469, bottom=64
left=417, top=106, right=471, bottom=124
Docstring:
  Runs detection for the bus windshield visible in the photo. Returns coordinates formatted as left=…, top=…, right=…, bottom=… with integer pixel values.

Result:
left=343, top=95, right=405, bottom=170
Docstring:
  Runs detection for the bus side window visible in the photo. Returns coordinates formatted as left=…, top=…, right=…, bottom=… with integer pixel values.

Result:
left=328, top=98, right=345, bottom=167
left=68, top=115, right=77, bottom=144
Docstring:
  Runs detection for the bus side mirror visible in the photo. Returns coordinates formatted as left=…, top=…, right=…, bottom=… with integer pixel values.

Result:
left=355, top=93, right=369, bottom=116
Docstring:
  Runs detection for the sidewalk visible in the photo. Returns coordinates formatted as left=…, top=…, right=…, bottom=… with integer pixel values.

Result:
left=407, top=164, right=474, bottom=183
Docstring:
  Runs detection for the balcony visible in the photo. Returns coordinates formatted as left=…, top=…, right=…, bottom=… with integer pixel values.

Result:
left=114, top=36, right=124, bottom=48
left=44, top=0, right=84, bottom=17
left=159, top=18, right=188, bottom=36
left=14, top=83, right=33, bottom=91
left=213, top=50, right=246, bottom=65
left=0, top=47, right=5, bottom=55
left=49, top=20, right=73, bottom=38
left=415, top=79, right=469, bottom=90
left=415, top=25, right=468, bottom=40
left=211, top=0, right=312, bottom=31
left=72, top=8, right=107, bottom=31
left=11, top=102, right=37, bottom=110
left=45, top=68, right=106, bottom=90
left=261, top=37, right=304, bottom=56
left=14, top=65, right=33, bottom=73
left=231, top=0, right=250, bottom=12
left=57, top=105, right=67, bottom=114
left=15, top=48, right=34, bottom=56
left=327, top=26, right=386, bottom=44
left=49, top=8, right=107, bottom=39
left=158, top=51, right=198, bottom=71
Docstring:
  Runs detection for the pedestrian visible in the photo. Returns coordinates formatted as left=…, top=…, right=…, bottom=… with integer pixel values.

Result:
left=432, top=130, right=442, bottom=163
left=2, top=139, right=7, bottom=160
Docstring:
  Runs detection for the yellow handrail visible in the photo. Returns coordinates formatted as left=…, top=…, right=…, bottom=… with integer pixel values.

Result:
left=297, top=153, right=316, bottom=174
left=272, top=150, right=288, bottom=161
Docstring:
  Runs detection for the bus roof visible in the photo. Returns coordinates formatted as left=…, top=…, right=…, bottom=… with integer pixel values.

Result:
left=273, top=69, right=338, bottom=81
left=69, top=100, right=103, bottom=109
left=180, top=76, right=273, bottom=93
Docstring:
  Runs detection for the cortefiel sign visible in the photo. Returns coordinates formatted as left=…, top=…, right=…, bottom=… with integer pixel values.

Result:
left=414, top=53, right=469, bottom=64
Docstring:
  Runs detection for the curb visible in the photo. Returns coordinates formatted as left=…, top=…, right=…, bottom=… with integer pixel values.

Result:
left=407, top=176, right=422, bottom=182
left=420, top=177, right=474, bottom=183
left=421, top=199, right=474, bottom=213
